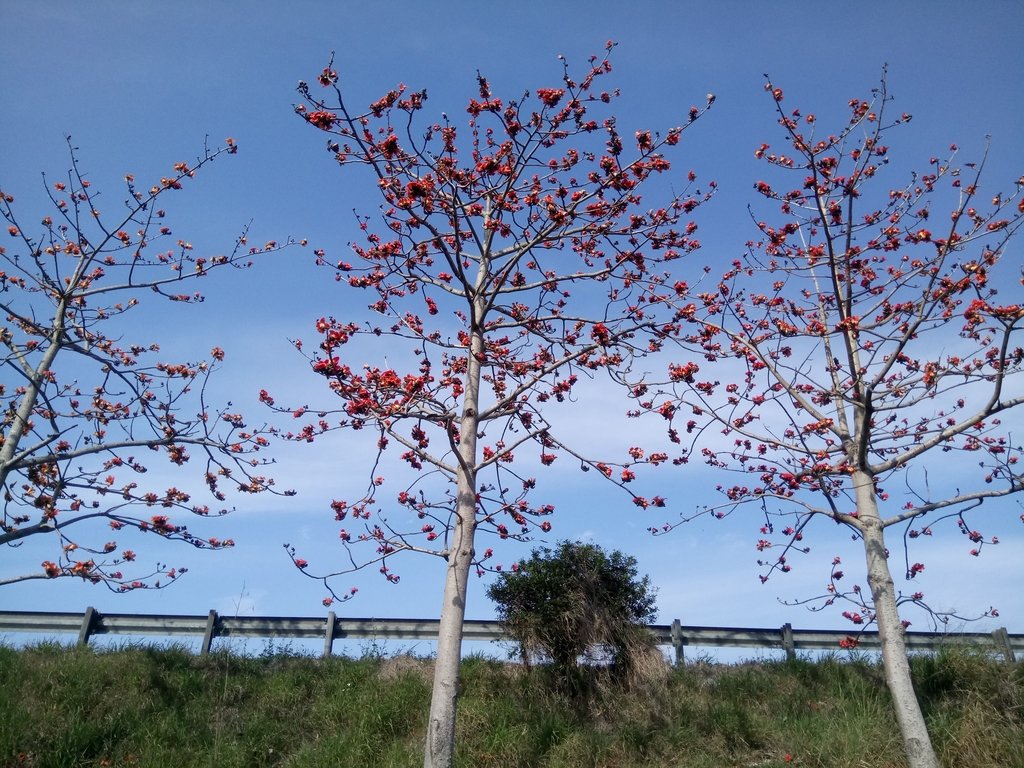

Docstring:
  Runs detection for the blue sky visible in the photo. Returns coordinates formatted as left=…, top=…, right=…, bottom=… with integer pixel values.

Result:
left=2, top=1, right=1022, bottom=655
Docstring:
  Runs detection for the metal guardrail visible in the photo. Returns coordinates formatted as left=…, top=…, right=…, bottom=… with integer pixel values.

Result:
left=0, top=609, right=1019, bottom=663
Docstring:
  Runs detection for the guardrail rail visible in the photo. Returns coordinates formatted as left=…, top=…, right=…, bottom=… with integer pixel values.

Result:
left=0, top=609, right=1019, bottom=663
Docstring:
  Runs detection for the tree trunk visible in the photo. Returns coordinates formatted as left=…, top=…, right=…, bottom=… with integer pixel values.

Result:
left=423, top=309, right=484, bottom=768
left=0, top=308, right=66, bottom=490
left=853, top=471, right=940, bottom=768
left=423, top=513, right=475, bottom=768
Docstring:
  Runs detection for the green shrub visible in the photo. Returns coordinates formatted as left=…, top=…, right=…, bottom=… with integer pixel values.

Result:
left=486, top=540, right=658, bottom=684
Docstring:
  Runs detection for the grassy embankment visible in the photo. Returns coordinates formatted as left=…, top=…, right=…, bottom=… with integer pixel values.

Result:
left=0, top=641, right=1020, bottom=767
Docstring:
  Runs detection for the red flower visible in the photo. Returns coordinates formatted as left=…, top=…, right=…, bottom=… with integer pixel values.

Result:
left=308, top=111, right=338, bottom=130
left=536, top=88, right=564, bottom=107
left=379, top=134, right=400, bottom=158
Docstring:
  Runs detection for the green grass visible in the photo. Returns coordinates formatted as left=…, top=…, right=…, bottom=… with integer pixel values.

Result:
left=0, top=643, right=1020, bottom=767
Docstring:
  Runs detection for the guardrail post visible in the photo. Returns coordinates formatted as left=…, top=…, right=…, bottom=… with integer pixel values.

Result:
left=992, top=627, right=1015, bottom=663
left=323, top=611, right=337, bottom=658
left=77, top=606, right=97, bottom=647
left=200, top=610, right=219, bottom=655
left=671, top=618, right=684, bottom=666
left=781, top=623, right=795, bottom=661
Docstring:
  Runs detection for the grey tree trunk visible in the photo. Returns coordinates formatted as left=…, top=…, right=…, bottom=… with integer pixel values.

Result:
left=0, top=306, right=65, bottom=490
left=422, top=312, right=484, bottom=768
left=853, top=471, right=940, bottom=768
left=422, top=513, right=476, bottom=768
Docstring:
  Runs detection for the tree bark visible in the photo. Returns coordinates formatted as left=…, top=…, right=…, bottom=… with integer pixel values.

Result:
left=853, top=471, right=940, bottom=768
left=423, top=513, right=475, bottom=768
left=0, top=305, right=65, bottom=490
left=423, top=310, right=484, bottom=768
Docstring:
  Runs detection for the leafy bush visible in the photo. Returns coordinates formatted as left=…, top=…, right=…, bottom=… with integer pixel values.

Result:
left=486, top=541, right=658, bottom=682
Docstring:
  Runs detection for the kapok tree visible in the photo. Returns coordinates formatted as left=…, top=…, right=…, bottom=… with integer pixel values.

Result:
left=1, top=137, right=293, bottom=591
left=648, top=76, right=1023, bottom=768
left=282, top=43, right=713, bottom=768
